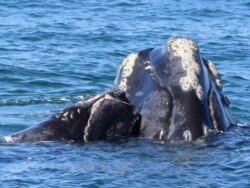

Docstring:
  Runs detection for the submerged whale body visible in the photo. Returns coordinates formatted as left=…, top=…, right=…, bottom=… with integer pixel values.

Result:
left=2, top=37, right=236, bottom=143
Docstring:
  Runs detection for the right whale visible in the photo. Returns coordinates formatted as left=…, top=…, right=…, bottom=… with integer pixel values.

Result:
left=2, top=37, right=236, bottom=143
left=114, top=37, right=236, bottom=141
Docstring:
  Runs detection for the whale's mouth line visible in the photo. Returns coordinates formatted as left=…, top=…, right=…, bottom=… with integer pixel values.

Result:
left=142, top=57, right=174, bottom=104
left=141, top=57, right=176, bottom=140
left=141, top=54, right=173, bottom=93
left=143, top=60, right=167, bottom=89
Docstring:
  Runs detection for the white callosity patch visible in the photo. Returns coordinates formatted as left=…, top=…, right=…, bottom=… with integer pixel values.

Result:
left=115, top=53, right=138, bottom=91
left=202, top=123, right=208, bottom=135
left=207, top=60, right=222, bottom=89
left=159, top=129, right=166, bottom=140
left=167, top=37, right=203, bottom=100
left=70, top=112, right=74, bottom=119
left=55, top=93, right=103, bottom=121
left=62, top=111, right=68, bottom=117
left=77, top=108, right=81, bottom=114
left=183, top=130, right=192, bottom=141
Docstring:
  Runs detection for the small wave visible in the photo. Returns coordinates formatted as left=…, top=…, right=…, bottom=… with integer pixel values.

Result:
left=25, top=80, right=70, bottom=87
left=0, top=97, right=71, bottom=106
left=237, top=123, right=249, bottom=129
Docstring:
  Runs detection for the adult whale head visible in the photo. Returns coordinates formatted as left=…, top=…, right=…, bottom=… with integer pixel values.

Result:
left=114, top=37, right=236, bottom=141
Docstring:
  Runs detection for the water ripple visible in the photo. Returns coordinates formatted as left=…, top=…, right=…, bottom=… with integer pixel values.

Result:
left=0, top=0, right=250, bottom=187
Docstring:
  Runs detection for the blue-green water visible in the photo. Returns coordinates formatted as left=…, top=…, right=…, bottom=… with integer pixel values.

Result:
left=0, top=0, right=250, bottom=187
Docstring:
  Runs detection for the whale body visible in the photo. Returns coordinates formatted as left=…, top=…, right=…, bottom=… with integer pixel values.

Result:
left=3, top=90, right=141, bottom=142
left=114, top=37, right=235, bottom=141
left=2, top=37, right=236, bottom=142
left=115, top=37, right=236, bottom=140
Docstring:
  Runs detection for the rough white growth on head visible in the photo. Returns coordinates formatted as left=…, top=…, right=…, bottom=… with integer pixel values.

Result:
left=207, top=60, right=222, bottom=89
left=77, top=108, right=81, bottom=114
left=115, top=53, right=138, bottom=91
left=62, top=111, right=69, bottom=117
left=159, top=129, right=166, bottom=140
left=183, top=130, right=192, bottom=141
left=145, top=65, right=153, bottom=71
left=70, top=112, right=74, bottom=119
left=167, top=37, right=203, bottom=100
left=207, top=60, right=219, bottom=77
left=209, top=92, right=220, bottom=131
left=202, top=124, right=208, bottom=135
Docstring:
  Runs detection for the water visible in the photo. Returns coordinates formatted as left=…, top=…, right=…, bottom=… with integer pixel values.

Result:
left=0, top=0, right=249, bottom=187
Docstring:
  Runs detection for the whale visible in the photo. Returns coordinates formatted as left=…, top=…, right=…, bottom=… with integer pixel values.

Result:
left=114, top=37, right=236, bottom=141
left=2, top=37, right=236, bottom=143
left=3, top=90, right=141, bottom=142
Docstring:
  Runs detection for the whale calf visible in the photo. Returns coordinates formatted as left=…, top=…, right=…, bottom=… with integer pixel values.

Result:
left=2, top=37, right=236, bottom=142
left=3, top=90, right=141, bottom=142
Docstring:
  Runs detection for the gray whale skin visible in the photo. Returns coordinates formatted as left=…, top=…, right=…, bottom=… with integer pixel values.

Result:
left=2, top=37, right=236, bottom=143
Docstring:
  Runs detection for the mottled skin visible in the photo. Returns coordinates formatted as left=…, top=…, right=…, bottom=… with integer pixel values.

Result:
left=114, top=37, right=236, bottom=141
left=3, top=90, right=141, bottom=142
left=2, top=37, right=236, bottom=143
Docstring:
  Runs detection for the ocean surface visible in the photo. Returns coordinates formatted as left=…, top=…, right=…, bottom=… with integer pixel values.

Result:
left=0, top=0, right=249, bottom=187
